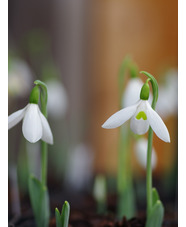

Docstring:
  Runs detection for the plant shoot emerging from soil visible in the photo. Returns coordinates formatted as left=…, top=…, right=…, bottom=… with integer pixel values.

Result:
left=102, top=70, right=170, bottom=227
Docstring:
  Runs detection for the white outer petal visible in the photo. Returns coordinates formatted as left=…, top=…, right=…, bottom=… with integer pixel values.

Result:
left=22, top=104, right=43, bottom=143
left=8, top=105, right=28, bottom=129
left=102, top=101, right=139, bottom=129
left=146, top=101, right=170, bottom=142
left=39, top=110, right=53, bottom=145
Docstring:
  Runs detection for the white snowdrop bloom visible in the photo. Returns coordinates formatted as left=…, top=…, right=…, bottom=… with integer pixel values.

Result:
left=46, top=80, right=68, bottom=119
left=8, top=103, right=53, bottom=144
left=65, top=144, right=93, bottom=191
left=8, top=59, right=33, bottom=97
left=93, top=175, right=107, bottom=202
left=122, top=78, right=152, bottom=108
left=135, top=138, right=157, bottom=170
left=102, top=99, right=170, bottom=143
left=156, top=69, right=178, bottom=118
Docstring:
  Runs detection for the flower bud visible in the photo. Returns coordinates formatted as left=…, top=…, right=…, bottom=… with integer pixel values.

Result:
left=29, top=85, right=40, bottom=104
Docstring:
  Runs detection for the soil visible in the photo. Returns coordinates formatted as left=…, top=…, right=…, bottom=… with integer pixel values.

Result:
left=8, top=177, right=178, bottom=227
left=8, top=193, right=177, bottom=227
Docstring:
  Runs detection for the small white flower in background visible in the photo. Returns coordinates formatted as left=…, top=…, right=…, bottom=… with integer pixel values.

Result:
left=135, top=138, right=157, bottom=170
left=156, top=69, right=178, bottom=119
left=46, top=80, right=68, bottom=119
left=93, top=175, right=107, bottom=202
left=8, top=103, right=53, bottom=144
left=65, top=144, right=94, bottom=191
left=8, top=59, right=33, bottom=97
left=122, top=78, right=144, bottom=108
left=102, top=98, right=170, bottom=143
left=122, top=78, right=152, bottom=108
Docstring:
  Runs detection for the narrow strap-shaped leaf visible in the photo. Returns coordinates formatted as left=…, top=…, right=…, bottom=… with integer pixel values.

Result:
left=61, top=201, right=70, bottom=227
left=55, top=208, right=62, bottom=227
left=152, top=187, right=160, bottom=206
left=29, top=175, right=50, bottom=227
left=145, top=200, right=164, bottom=227
left=55, top=201, right=70, bottom=227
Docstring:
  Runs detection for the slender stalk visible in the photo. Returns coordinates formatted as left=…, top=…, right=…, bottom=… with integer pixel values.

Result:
left=139, top=71, right=159, bottom=217
left=34, top=80, right=48, bottom=187
left=117, top=57, right=137, bottom=219
left=41, top=141, right=48, bottom=186
left=146, top=127, right=153, bottom=215
left=40, top=93, right=48, bottom=187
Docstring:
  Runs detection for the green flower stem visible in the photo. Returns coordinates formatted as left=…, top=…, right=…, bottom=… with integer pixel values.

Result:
left=34, top=80, right=48, bottom=186
left=117, top=57, right=138, bottom=218
left=146, top=127, right=153, bottom=215
left=140, top=71, right=159, bottom=216
left=118, top=56, right=138, bottom=107
left=41, top=142, right=48, bottom=186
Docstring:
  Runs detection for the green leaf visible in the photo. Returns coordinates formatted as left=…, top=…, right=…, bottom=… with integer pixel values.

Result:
left=28, top=175, right=50, bottom=227
left=152, top=187, right=160, bottom=206
left=61, top=201, right=70, bottom=227
left=145, top=200, right=164, bottom=227
left=55, top=201, right=70, bottom=227
left=55, top=208, right=62, bottom=227
left=117, top=184, right=136, bottom=219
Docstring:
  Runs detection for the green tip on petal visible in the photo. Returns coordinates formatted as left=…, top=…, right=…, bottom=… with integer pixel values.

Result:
left=136, top=111, right=147, bottom=120
left=29, top=85, right=40, bottom=104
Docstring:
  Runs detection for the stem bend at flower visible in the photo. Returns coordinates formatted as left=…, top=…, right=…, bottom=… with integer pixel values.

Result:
left=140, top=71, right=158, bottom=109
left=140, top=71, right=159, bottom=217
left=34, top=80, right=49, bottom=187
left=34, top=80, right=48, bottom=117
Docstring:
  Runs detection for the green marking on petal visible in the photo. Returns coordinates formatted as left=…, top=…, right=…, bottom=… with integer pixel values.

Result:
left=136, top=111, right=147, bottom=120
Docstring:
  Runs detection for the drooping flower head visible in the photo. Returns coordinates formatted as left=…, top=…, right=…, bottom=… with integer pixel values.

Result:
left=102, top=77, right=170, bottom=143
left=8, top=83, right=53, bottom=144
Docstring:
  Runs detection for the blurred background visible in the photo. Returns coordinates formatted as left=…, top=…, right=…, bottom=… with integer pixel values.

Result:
left=8, top=0, right=177, bottom=219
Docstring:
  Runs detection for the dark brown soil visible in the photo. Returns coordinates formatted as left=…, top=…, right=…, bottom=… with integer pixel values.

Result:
left=8, top=209, right=177, bottom=227
left=8, top=177, right=177, bottom=227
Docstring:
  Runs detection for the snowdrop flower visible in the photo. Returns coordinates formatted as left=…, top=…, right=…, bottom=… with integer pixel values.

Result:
left=8, top=86, right=53, bottom=144
left=102, top=81, right=170, bottom=143
left=65, top=144, right=93, bottom=191
left=46, top=80, right=68, bottom=119
left=8, top=59, right=33, bottom=97
left=93, top=175, right=107, bottom=203
left=135, top=138, right=157, bottom=170
left=156, top=69, right=178, bottom=118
